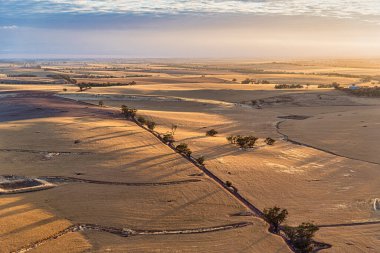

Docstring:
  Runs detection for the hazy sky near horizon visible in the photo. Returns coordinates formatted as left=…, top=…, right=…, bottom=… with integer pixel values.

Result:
left=1, top=0, right=380, bottom=58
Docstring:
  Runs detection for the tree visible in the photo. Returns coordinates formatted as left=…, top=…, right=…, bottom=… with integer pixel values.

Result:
left=265, top=137, right=276, bottom=145
left=283, top=223, right=319, bottom=253
left=206, top=129, right=218, bottom=137
left=171, top=124, right=178, bottom=135
left=196, top=156, right=205, bottom=166
left=162, top=133, right=175, bottom=144
left=263, top=206, right=288, bottom=233
left=137, top=116, right=146, bottom=125
left=241, top=78, right=251, bottom=84
left=121, top=105, right=137, bottom=119
left=175, top=143, right=192, bottom=156
left=146, top=121, right=156, bottom=130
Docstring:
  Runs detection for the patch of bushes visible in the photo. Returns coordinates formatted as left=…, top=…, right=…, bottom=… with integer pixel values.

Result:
left=206, top=129, right=218, bottom=136
left=241, top=78, right=253, bottom=84
left=137, top=116, right=146, bottom=125
left=283, top=223, right=319, bottom=253
left=121, top=105, right=137, bottom=119
left=77, top=83, right=91, bottom=91
left=227, top=135, right=258, bottom=149
left=318, top=82, right=340, bottom=89
left=275, top=84, right=304, bottom=89
left=196, top=156, right=205, bottom=166
left=265, top=137, right=276, bottom=145
left=146, top=120, right=156, bottom=130
left=175, top=143, right=192, bottom=156
left=162, top=133, right=175, bottom=143
left=343, top=87, right=380, bottom=97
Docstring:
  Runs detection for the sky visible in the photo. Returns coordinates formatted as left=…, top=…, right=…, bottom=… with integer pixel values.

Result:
left=1, top=0, right=380, bottom=59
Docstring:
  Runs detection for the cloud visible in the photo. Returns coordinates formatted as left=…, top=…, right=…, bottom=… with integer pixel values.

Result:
left=0, top=25, right=18, bottom=29
left=1, top=0, right=380, bottom=22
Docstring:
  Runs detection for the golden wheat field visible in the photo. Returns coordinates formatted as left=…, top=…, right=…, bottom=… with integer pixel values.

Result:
left=0, top=59, right=379, bottom=252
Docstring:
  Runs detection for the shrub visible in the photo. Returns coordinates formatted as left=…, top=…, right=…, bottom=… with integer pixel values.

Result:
left=232, top=78, right=237, bottom=82
left=226, top=136, right=234, bottom=144
left=332, top=82, right=340, bottom=89
left=263, top=206, right=288, bottom=233
left=225, top=181, right=233, bottom=187
left=121, top=105, right=137, bottom=119
left=236, top=135, right=258, bottom=149
left=275, top=84, right=304, bottom=89
left=98, top=100, right=104, bottom=107
left=162, top=133, right=175, bottom=143
left=283, top=223, right=319, bottom=253
left=196, top=156, right=205, bottom=165
left=176, top=143, right=192, bottom=156
left=241, top=78, right=252, bottom=84
left=206, top=129, right=218, bottom=137
left=265, top=137, right=276, bottom=145
left=63, top=88, right=67, bottom=92
left=171, top=124, right=178, bottom=135
left=146, top=121, right=156, bottom=130
left=137, top=116, right=146, bottom=125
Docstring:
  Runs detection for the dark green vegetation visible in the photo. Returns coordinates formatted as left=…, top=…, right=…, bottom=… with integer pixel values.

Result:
left=175, top=143, right=192, bottom=156
left=121, top=105, right=137, bottom=119
left=227, top=135, right=258, bottom=149
left=265, top=137, right=276, bottom=145
left=275, top=84, right=304, bottom=89
left=283, top=223, right=319, bottom=253
left=263, top=206, right=288, bottom=233
left=206, top=129, right=218, bottom=136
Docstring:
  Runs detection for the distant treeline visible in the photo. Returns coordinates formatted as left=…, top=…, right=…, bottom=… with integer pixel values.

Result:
left=342, top=87, right=380, bottom=97
left=274, top=84, right=304, bottom=89
left=75, top=74, right=151, bottom=78
left=47, top=74, right=77, bottom=84
left=77, top=81, right=136, bottom=90
left=241, top=78, right=270, bottom=84
left=7, top=74, right=37, bottom=77
left=317, top=82, right=340, bottom=89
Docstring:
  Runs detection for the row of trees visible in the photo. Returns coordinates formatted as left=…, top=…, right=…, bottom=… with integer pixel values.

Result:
left=241, top=78, right=270, bottom=84
left=343, top=86, right=380, bottom=97
left=227, top=135, right=258, bottom=149
left=275, top=84, right=304, bottom=89
left=78, top=81, right=136, bottom=88
left=117, top=103, right=319, bottom=252
left=317, top=82, right=340, bottom=89
left=263, top=206, right=319, bottom=253
left=226, top=135, right=276, bottom=149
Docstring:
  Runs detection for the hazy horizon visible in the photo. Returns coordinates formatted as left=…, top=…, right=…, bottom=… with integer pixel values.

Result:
left=1, top=1, right=380, bottom=59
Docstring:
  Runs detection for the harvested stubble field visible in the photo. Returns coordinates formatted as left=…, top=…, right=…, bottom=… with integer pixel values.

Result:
left=0, top=59, right=379, bottom=252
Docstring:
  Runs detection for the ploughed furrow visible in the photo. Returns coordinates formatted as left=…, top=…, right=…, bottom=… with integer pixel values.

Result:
left=12, top=222, right=253, bottom=253
left=39, top=176, right=202, bottom=186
